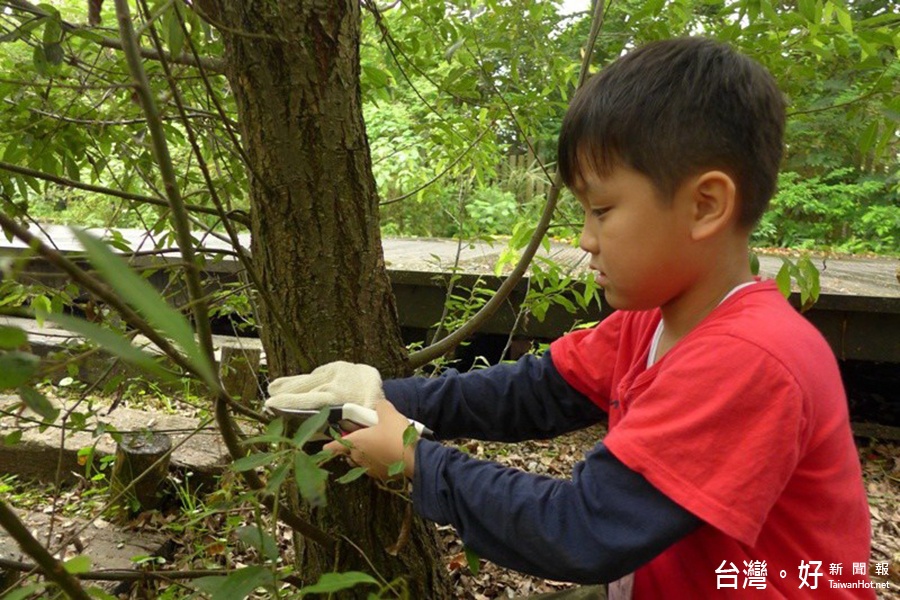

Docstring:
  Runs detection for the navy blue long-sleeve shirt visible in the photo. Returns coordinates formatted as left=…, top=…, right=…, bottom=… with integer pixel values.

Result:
left=382, top=351, right=701, bottom=584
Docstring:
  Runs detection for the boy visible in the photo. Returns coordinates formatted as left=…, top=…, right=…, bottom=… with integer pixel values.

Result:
left=268, top=37, right=874, bottom=597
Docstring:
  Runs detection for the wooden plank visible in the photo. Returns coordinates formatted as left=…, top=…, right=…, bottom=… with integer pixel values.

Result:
left=2, top=225, right=897, bottom=298
left=2, top=227, right=898, bottom=362
left=851, top=422, right=900, bottom=441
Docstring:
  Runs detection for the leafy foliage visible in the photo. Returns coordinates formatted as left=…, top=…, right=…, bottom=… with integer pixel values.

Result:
left=755, top=170, right=898, bottom=252
left=0, top=0, right=897, bottom=597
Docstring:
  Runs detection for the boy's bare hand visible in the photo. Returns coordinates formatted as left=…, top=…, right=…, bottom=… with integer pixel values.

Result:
left=324, top=400, right=417, bottom=481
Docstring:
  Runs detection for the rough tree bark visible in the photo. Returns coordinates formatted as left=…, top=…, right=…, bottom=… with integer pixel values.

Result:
left=198, top=1, right=452, bottom=596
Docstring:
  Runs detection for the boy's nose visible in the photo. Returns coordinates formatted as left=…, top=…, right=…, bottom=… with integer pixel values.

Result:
left=579, top=221, right=599, bottom=255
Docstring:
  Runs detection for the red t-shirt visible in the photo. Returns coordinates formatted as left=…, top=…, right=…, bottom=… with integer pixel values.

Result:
left=550, top=281, right=874, bottom=598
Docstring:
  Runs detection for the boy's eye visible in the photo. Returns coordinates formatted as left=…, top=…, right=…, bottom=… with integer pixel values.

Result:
left=591, top=207, right=610, bottom=219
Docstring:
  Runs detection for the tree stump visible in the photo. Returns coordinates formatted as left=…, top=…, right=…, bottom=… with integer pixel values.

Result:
left=219, top=346, right=261, bottom=409
left=108, top=431, right=171, bottom=520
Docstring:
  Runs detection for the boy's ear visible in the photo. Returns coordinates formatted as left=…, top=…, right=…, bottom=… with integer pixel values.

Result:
left=687, top=170, right=738, bottom=241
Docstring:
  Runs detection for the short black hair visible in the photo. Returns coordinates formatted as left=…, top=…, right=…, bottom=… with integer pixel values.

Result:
left=558, top=37, right=786, bottom=228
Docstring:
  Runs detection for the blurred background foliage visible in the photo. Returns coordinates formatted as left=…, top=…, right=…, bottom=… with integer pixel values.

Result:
left=0, top=0, right=897, bottom=252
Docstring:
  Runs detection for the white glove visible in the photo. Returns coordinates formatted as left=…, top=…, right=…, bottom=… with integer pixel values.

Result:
left=265, top=361, right=384, bottom=411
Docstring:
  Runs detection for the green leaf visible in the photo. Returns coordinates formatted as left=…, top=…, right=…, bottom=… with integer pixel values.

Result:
left=167, top=9, right=185, bottom=58
left=4, top=430, right=23, bottom=445
left=291, top=407, right=329, bottom=447
left=835, top=5, right=853, bottom=34
left=32, top=45, right=49, bottom=75
left=362, top=65, right=390, bottom=87
left=797, top=0, right=817, bottom=22
left=244, top=417, right=287, bottom=445
left=64, top=554, right=92, bottom=574
left=401, top=424, right=418, bottom=447
left=749, top=253, right=760, bottom=276
left=0, top=351, right=39, bottom=390
left=193, top=565, right=274, bottom=600
left=775, top=260, right=792, bottom=299
left=465, top=546, right=480, bottom=575
left=86, top=587, right=118, bottom=600
left=300, top=572, right=379, bottom=595
left=72, top=229, right=216, bottom=386
left=0, top=583, right=46, bottom=600
left=858, top=121, right=879, bottom=155
left=387, top=460, right=405, bottom=478
left=70, top=28, right=105, bottom=43
left=294, top=450, right=328, bottom=507
left=42, top=16, right=62, bottom=45
left=232, top=452, right=276, bottom=472
left=39, top=312, right=170, bottom=380
left=335, top=466, right=368, bottom=484
left=0, top=326, right=27, bottom=349
left=32, top=295, right=51, bottom=327
left=18, top=386, right=58, bottom=422
left=235, top=525, right=279, bottom=562
left=264, top=462, right=290, bottom=495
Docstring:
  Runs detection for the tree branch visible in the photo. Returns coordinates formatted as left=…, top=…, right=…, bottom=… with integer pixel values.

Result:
left=407, top=0, right=609, bottom=368
left=0, top=556, right=305, bottom=587
left=0, top=160, right=249, bottom=227
left=0, top=499, right=92, bottom=600
left=381, top=125, right=493, bottom=206
left=0, top=213, right=206, bottom=381
left=116, top=0, right=333, bottom=550
left=1, top=0, right=225, bottom=72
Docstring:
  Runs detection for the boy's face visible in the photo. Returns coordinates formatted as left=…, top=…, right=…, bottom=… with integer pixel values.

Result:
left=572, top=164, right=696, bottom=311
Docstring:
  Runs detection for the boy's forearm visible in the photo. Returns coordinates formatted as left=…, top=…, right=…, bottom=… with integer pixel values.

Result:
left=383, top=351, right=604, bottom=442
left=410, top=439, right=700, bottom=584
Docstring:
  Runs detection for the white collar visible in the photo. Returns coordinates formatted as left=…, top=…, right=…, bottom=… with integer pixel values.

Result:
left=647, top=281, right=758, bottom=368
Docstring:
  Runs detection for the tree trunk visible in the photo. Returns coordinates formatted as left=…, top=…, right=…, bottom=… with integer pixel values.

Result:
left=202, top=2, right=451, bottom=596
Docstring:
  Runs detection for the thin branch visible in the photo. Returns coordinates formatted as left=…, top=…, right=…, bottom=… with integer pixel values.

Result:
left=0, top=499, right=92, bottom=600
left=7, top=99, right=226, bottom=127
left=0, top=213, right=205, bottom=382
left=787, top=88, right=883, bottom=117
left=0, top=160, right=249, bottom=226
left=114, top=0, right=215, bottom=372
left=407, top=0, right=609, bottom=368
left=0, top=556, right=305, bottom=588
left=0, top=77, right=133, bottom=90
left=1, top=0, right=225, bottom=72
left=381, top=125, right=493, bottom=206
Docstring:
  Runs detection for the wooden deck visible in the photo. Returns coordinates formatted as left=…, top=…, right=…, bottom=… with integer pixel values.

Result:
left=2, top=225, right=899, bottom=362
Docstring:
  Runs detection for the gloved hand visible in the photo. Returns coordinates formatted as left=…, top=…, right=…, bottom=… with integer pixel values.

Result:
left=265, top=361, right=384, bottom=412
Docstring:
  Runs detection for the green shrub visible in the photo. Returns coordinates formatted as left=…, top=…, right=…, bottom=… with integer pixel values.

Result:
left=754, top=169, right=897, bottom=253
